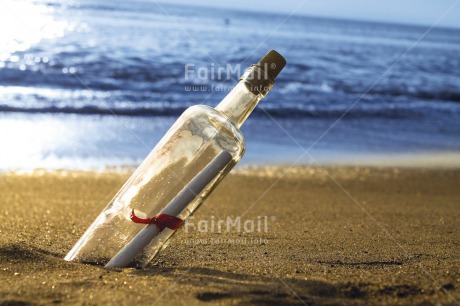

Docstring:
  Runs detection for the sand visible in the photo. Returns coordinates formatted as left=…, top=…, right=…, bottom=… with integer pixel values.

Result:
left=0, top=166, right=459, bottom=305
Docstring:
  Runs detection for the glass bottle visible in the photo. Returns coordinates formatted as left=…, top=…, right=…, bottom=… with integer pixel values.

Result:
left=64, top=50, right=286, bottom=268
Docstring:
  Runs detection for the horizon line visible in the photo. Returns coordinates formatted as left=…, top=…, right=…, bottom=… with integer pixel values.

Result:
left=155, top=0, right=460, bottom=31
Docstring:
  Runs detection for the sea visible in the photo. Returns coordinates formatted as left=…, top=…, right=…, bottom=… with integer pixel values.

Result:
left=1, top=0, right=460, bottom=170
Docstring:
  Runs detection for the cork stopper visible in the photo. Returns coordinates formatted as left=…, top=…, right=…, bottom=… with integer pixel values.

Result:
left=242, top=50, right=286, bottom=96
left=257, top=50, right=286, bottom=80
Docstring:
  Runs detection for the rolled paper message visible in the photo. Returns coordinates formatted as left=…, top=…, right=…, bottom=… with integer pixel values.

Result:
left=105, top=150, right=233, bottom=268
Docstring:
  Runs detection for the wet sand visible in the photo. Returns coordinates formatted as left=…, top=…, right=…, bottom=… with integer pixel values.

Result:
left=0, top=166, right=459, bottom=305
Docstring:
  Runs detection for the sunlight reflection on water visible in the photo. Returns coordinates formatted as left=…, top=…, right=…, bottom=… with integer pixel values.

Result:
left=0, top=0, right=69, bottom=61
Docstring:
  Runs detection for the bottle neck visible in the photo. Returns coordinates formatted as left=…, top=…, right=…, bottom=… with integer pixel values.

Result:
left=215, top=66, right=274, bottom=128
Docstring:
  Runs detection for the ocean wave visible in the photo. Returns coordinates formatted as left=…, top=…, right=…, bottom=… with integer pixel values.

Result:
left=1, top=100, right=456, bottom=120
left=367, top=88, right=460, bottom=103
left=3, top=61, right=460, bottom=105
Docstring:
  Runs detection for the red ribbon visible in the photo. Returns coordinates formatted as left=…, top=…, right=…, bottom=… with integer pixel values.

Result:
left=130, top=209, right=183, bottom=232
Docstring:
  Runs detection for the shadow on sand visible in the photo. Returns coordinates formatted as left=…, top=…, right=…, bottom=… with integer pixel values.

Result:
left=0, top=244, right=432, bottom=305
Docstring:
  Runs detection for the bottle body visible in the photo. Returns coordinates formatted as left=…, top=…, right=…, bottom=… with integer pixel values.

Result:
left=65, top=105, right=244, bottom=266
left=65, top=50, right=286, bottom=268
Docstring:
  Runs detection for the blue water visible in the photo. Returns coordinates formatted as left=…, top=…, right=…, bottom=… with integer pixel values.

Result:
left=0, top=0, right=460, bottom=169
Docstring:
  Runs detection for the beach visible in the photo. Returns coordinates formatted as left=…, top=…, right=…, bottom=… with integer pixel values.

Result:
left=0, top=166, right=458, bottom=305
left=1, top=0, right=459, bottom=305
